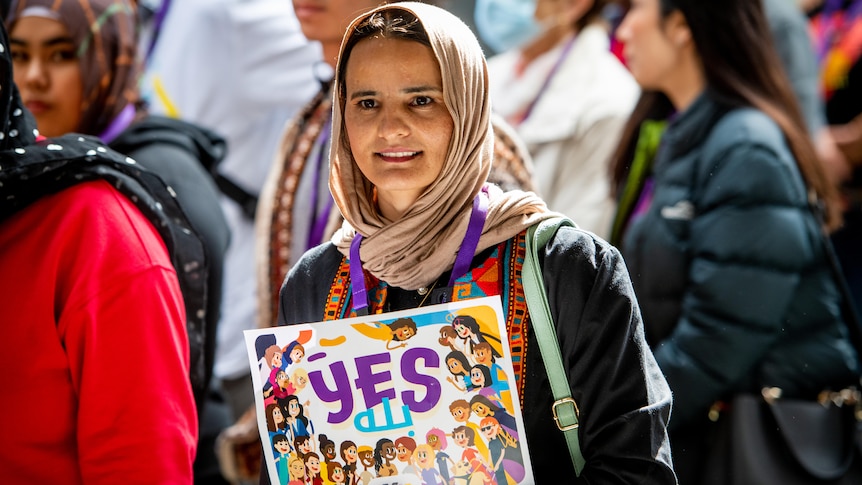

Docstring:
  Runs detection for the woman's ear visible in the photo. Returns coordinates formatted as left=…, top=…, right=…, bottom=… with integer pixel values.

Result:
left=663, top=9, right=692, bottom=47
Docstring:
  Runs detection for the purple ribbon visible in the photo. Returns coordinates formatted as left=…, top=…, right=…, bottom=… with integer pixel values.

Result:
left=518, top=35, right=577, bottom=124
left=144, top=0, right=173, bottom=61
left=349, top=188, right=490, bottom=315
left=98, top=104, right=136, bottom=143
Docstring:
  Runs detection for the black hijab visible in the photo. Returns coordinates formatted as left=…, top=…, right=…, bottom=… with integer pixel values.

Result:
left=0, top=16, right=210, bottom=404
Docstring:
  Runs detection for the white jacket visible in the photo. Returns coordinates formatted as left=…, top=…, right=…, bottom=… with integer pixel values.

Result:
left=488, top=24, right=639, bottom=239
left=140, top=0, right=322, bottom=380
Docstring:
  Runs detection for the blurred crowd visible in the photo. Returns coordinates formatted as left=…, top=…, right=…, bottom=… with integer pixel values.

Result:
left=1, top=0, right=860, bottom=483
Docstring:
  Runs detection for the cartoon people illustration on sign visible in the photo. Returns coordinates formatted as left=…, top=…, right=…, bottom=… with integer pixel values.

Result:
left=328, top=461, right=347, bottom=485
left=450, top=315, right=502, bottom=366
left=449, top=400, right=489, bottom=462
left=426, top=428, right=455, bottom=484
left=445, top=351, right=475, bottom=392
left=395, top=436, right=421, bottom=477
left=340, top=440, right=359, bottom=484
left=415, top=443, right=444, bottom=485
left=470, top=395, right=518, bottom=439
left=283, top=394, right=312, bottom=443
left=357, top=445, right=375, bottom=485
left=481, top=417, right=525, bottom=483
left=352, top=317, right=419, bottom=350
left=452, top=426, right=495, bottom=484
left=319, top=434, right=337, bottom=485
left=272, top=434, right=292, bottom=485
left=283, top=341, right=306, bottom=371
left=266, top=403, right=291, bottom=450
left=305, top=452, right=324, bottom=485
left=469, top=364, right=513, bottom=411
left=271, top=368, right=292, bottom=400
left=295, top=435, right=316, bottom=457
left=288, top=454, right=306, bottom=485
left=374, top=438, right=398, bottom=477
left=262, top=344, right=284, bottom=394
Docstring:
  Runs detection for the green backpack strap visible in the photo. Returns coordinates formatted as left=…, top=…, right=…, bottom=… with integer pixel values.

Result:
left=523, top=216, right=585, bottom=475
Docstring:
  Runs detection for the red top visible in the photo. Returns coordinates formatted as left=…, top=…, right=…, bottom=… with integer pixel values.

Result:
left=0, top=181, right=197, bottom=484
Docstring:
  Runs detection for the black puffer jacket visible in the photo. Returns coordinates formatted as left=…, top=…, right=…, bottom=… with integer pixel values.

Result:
left=621, top=93, right=859, bottom=429
left=112, top=115, right=231, bottom=403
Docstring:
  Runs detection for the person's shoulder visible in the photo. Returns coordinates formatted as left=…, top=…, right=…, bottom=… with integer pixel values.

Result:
left=287, top=243, right=343, bottom=283
left=113, top=115, right=226, bottom=164
left=706, top=106, right=786, bottom=155
left=535, top=220, right=621, bottom=271
left=47, top=180, right=173, bottom=268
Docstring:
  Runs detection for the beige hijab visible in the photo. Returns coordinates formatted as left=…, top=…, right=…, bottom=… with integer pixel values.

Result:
left=330, top=2, right=557, bottom=290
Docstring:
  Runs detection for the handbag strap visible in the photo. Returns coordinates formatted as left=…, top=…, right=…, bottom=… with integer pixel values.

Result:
left=810, top=200, right=862, bottom=368
left=523, top=216, right=585, bottom=475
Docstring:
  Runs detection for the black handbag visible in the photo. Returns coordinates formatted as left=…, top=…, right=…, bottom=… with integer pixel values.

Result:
left=696, top=201, right=862, bottom=485
left=700, top=389, right=862, bottom=485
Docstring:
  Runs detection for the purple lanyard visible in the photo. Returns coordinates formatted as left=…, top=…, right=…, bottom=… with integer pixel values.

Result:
left=307, top=119, right=334, bottom=250
left=144, top=0, right=172, bottom=61
left=349, top=187, right=490, bottom=316
left=98, top=104, right=136, bottom=143
left=518, top=35, right=577, bottom=125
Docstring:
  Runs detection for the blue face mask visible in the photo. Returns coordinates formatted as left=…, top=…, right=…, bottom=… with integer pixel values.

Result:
left=474, top=0, right=541, bottom=54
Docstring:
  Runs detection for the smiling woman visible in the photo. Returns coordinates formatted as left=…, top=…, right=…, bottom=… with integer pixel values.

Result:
left=255, top=0, right=537, bottom=334
left=271, top=2, right=677, bottom=483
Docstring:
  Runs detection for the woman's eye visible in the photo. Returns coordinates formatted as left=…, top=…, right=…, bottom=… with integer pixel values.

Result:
left=51, top=49, right=77, bottom=62
left=358, top=99, right=376, bottom=109
left=10, top=50, right=27, bottom=62
left=413, top=96, right=433, bottom=106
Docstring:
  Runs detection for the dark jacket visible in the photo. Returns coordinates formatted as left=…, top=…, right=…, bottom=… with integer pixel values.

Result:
left=620, top=93, right=859, bottom=429
left=273, top=227, right=676, bottom=484
left=111, top=115, right=231, bottom=401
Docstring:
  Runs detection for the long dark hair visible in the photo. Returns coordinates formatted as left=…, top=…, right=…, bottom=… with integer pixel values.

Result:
left=610, top=0, right=841, bottom=230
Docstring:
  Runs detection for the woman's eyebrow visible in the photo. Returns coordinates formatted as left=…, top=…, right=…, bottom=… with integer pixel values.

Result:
left=403, top=85, right=441, bottom=94
left=349, top=85, right=442, bottom=100
left=349, top=89, right=376, bottom=100
left=10, top=35, right=75, bottom=47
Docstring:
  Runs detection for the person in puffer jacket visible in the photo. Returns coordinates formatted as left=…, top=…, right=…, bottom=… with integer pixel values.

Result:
left=611, top=0, right=860, bottom=483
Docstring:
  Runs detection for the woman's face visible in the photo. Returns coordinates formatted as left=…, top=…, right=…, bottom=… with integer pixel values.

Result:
left=382, top=442, right=397, bottom=461
left=615, top=0, right=686, bottom=93
left=395, top=443, right=412, bottom=462
left=394, top=325, right=415, bottom=341
left=272, top=406, right=285, bottom=423
left=447, top=357, right=466, bottom=376
left=10, top=16, right=83, bottom=137
left=306, top=456, right=321, bottom=475
left=343, top=36, right=453, bottom=221
left=288, top=399, right=301, bottom=417
left=290, top=459, right=306, bottom=478
left=470, top=368, right=486, bottom=387
left=427, top=433, right=439, bottom=449
left=271, top=351, right=283, bottom=369
left=298, top=438, right=313, bottom=454
left=344, top=445, right=358, bottom=463
left=472, top=403, right=490, bottom=417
